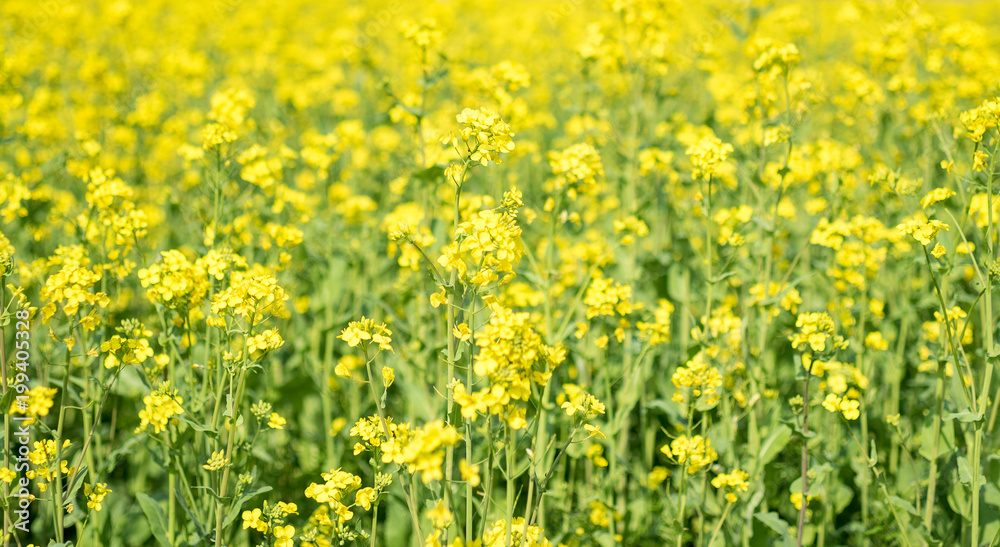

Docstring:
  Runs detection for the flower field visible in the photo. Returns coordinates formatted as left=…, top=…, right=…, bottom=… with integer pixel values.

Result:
left=2, top=0, right=1000, bottom=545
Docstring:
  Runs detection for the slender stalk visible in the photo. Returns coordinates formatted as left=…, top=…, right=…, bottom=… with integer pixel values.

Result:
left=52, top=346, right=72, bottom=543
left=796, top=358, right=815, bottom=547
left=707, top=501, right=734, bottom=547
left=167, top=433, right=176, bottom=545
left=676, top=465, right=689, bottom=547
left=924, top=358, right=946, bottom=530
left=444, top=161, right=470, bottom=542
left=371, top=501, right=379, bottom=547
left=972, top=135, right=1000, bottom=546
left=214, top=367, right=244, bottom=547
left=505, top=422, right=515, bottom=547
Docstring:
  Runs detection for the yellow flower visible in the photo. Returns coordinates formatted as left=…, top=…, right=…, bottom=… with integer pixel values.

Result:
left=203, top=450, right=229, bottom=471
left=0, top=468, right=15, bottom=483
left=268, top=412, right=287, bottom=429
left=242, top=507, right=268, bottom=533
left=338, top=317, right=393, bottom=353
left=790, top=492, right=814, bottom=510
left=10, top=386, right=58, bottom=421
left=460, top=459, right=481, bottom=488
left=399, top=420, right=462, bottom=483
left=135, top=383, right=184, bottom=435
left=273, top=525, right=295, bottom=547
left=85, top=483, right=112, bottom=512
left=920, top=187, right=955, bottom=209
left=355, top=487, right=376, bottom=511
left=660, top=435, right=718, bottom=474
left=711, top=469, right=750, bottom=503
left=896, top=218, right=950, bottom=246
left=426, top=500, right=453, bottom=530
left=382, top=366, right=395, bottom=388
left=453, top=323, right=472, bottom=342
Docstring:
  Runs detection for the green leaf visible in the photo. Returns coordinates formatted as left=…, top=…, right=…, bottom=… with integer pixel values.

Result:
left=177, top=416, right=219, bottom=438
left=137, top=493, right=170, bottom=547
left=63, top=466, right=89, bottom=503
left=755, top=511, right=789, bottom=537
left=958, top=455, right=973, bottom=485
left=889, top=495, right=918, bottom=516
left=0, top=388, right=16, bottom=412
left=413, top=165, right=445, bottom=183
left=758, top=425, right=792, bottom=467
left=943, top=410, right=982, bottom=423
left=918, top=417, right=954, bottom=460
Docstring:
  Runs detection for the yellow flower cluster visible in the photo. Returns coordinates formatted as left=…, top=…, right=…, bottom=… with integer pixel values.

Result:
left=242, top=507, right=269, bottom=533
left=546, top=143, right=604, bottom=199
left=711, top=469, right=750, bottom=502
left=482, top=517, right=552, bottom=547
left=896, top=217, right=950, bottom=246
left=338, top=317, right=394, bottom=353
left=822, top=393, right=861, bottom=420
left=968, top=194, right=999, bottom=229
left=637, top=299, right=674, bottom=345
left=443, top=107, right=516, bottom=167
left=81, top=167, right=148, bottom=268
left=810, top=216, right=892, bottom=291
left=383, top=203, right=436, bottom=271
left=921, top=187, right=956, bottom=209
left=671, top=351, right=724, bottom=409
left=85, top=482, right=112, bottom=512
left=559, top=384, right=606, bottom=421
left=470, top=304, right=556, bottom=413
left=660, top=435, right=718, bottom=475
left=26, top=439, right=74, bottom=492
left=959, top=97, right=1000, bottom=142
left=613, top=215, right=649, bottom=245
left=401, top=18, right=444, bottom=49
left=304, top=468, right=363, bottom=523
left=584, top=274, right=632, bottom=319
left=10, top=386, right=57, bottom=421
left=138, top=250, right=209, bottom=310
left=247, top=328, right=285, bottom=357
left=40, top=259, right=109, bottom=320
left=135, top=384, right=184, bottom=435
left=100, top=320, right=154, bottom=369
left=749, top=282, right=801, bottom=318
left=211, top=273, right=289, bottom=323
left=751, top=39, right=802, bottom=75
left=789, top=312, right=848, bottom=354
left=440, top=187, right=525, bottom=287
left=399, top=420, right=462, bottom=484
left=712, top=205, right=753, bottom=246
left=685, top=134, right=733, bottom=182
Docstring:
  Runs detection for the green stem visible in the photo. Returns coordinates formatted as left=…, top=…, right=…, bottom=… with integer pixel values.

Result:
left=973, top=134, right=1000, bottom=546
left=214, top=367, right=244, bottom=547
left=506, top=422, right=515, bottom=547
left=707, top=501, right=734, bottom=547
left=796, top=358, right=815, bottom=547
left=444, top=162, right=469, bottom=542
left=924, top=360, right=946, bottom=531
